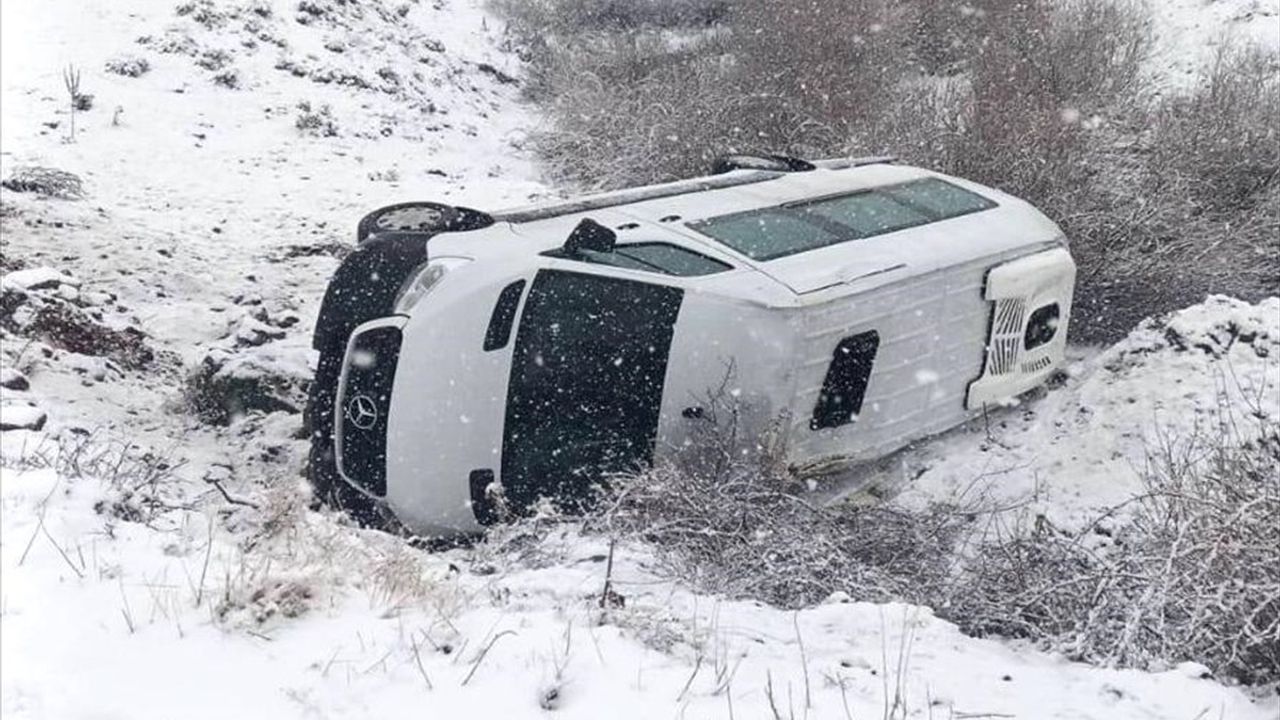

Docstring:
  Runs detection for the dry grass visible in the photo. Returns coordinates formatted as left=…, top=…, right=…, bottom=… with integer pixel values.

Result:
left=946, top=411, right=1280, bottom=684
left=579, top=376, right=1280, bottom=684
left=2, top=429, right=186, bottom=525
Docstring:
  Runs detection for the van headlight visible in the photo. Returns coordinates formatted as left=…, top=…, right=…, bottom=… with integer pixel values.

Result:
left=393, top=257, right=471, bottom=314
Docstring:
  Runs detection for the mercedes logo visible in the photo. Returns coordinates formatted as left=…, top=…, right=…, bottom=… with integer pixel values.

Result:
left=345, top=394, right=379, bottom=431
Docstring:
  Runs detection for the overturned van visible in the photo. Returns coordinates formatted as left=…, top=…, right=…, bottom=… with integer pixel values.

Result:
left=306, top=155, right=1076, bottom=535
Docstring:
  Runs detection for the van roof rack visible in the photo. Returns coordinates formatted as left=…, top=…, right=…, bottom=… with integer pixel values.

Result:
left=492, top=155, right=898, bottom=225
left=810, top=155, right=897, bottom=170
left=494, top=170, right=785, bottom=224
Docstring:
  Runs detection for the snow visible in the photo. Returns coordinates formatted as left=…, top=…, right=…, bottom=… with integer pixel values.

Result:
left=1146, top=0, right=1280, bottom=89
left=0, top=403, right=47, bottom=431
left=0, top=267, right=80, bottom=292
left=3, top=471, right=1274, bottom=720
left=1, top=0, right=1278, bottom=718
left=893, top=295, right=1280, bottom=528
left=0, top=368, right=30, bottom=390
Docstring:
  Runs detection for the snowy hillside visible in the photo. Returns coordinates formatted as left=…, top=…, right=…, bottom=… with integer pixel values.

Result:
left=1, top=0, right=1277, bottom=719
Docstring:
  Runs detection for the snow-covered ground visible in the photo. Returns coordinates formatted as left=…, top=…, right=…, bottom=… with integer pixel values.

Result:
left=1, top=1, right=1277, bottom=718
left=892, top=295, right=1280, bottom=528
left=1147, top=0, right=1280, bottom=88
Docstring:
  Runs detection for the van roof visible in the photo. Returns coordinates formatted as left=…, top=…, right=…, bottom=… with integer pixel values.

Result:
left=444, top=161, right=1065, bottom=298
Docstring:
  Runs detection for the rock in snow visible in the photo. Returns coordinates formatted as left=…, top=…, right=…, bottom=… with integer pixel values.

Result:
left=1177, top=661, right=1214, bottom=680
left=1, top=267, right=80, bottom=292
left=0, top=403, right=46, bottom=431
left=185, top=346, right=312, bottom=424
left=0, top=367, right=30, bottom=391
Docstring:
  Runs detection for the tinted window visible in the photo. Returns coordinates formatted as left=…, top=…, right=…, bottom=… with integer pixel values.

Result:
left=503, top=270, right=682, bottom=512
left=689, top=178, right=997, bottom=261
left=881, top=178, right=996, bottom=217
left=483, top=280, right=526, bottom=351
left=806, top=192, right=931, bottom=238
left=687, top=210, right=840, bottom=261
left=810, top=331, right=880, bottom=430
left=545, top=242, right=730, bottom=277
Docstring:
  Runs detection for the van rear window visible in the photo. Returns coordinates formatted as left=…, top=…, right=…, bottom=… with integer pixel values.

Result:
left=688, top=178, right=997, bottom=261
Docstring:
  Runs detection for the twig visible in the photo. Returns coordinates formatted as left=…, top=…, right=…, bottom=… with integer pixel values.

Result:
left=206, top=476, right=259, bottom=509
left=195, top=515, right=214, bottom=607
left=793, top=612, right=812, bottom=711
left=677, top=655, right=704, bottom=702
left=461, top=630, right=516, bottom=686
left=42, top=524, right=84, bottom=579
left=765, top=670, right=784, bottom=720
left=410, top=636, right=434, bottom=690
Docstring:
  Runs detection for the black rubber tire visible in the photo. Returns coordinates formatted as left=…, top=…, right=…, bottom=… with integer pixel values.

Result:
left=356, top=202, right=495, bottom=244
left=710, top=153, right=816, bottom=175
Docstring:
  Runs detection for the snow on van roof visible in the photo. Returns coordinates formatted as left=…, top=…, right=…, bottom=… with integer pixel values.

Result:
left=458, top=163, right=1065, bottom=300
left=491, top=156, right=902, bottom=224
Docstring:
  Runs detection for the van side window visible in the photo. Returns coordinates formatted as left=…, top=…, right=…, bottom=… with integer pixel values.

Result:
left=483, top=280, right=526, bottom=351
left=811, top=331, right=880, bottom=430
left=689, top=178, right=997, bottom=261
left=544, top=242, right=731, bottom=277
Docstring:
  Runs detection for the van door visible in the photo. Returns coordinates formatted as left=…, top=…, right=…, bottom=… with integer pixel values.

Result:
left=501, top=269, right=683, bottom=511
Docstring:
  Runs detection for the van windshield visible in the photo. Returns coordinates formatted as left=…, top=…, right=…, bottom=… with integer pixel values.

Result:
left=687, top=178, right=997, bottom=261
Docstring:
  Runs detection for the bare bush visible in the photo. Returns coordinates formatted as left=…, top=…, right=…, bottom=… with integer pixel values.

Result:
left=1146, top=45, right=1279, bottom=244
left=583, top=375, right=1280, bottom=684
left=868, top=0, right=1150, bottom=214
left=946, top=414, right=1280, bottom=684
left=105, top=55, right=151, bottom=77
left=529, top=43, right=792, bottom=189
left=212, top=69, right=241, bottom=89
left=492, top=0, right=725, bottom=36
left=1066, top=44, right=1280, bottom=342
left=592, top=386, right=966, bottom=608
left=2, top=429, right=186, bottom=524
left=1, top=166, right=85, bottom=199
left=294, top=100, right=338, bottom=137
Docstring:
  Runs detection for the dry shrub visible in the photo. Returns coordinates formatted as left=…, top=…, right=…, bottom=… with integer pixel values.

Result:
left=537, top=56, right=838, bottom=189
left=1, top=166, right=85, bottom=199
left=511, top=0, right=910, bottom=189
left=493, top=0, right=724, bottom=35
left=2, top=429, right=185, bottom=525
left=601, top=459, right=965, bottom=608
left=104, top=55, right=151, bottom=77
left=947, top=414, right=1280, bottom=685
left=586, top=378, right=1279, bottom=684
left=593, top=387, right=966, bottom=609
left=1067, top=45, right=1280, bottom=342
left=1151, top=46, right=1280, bottom=212
left=295, top=100, right=338, bottom=137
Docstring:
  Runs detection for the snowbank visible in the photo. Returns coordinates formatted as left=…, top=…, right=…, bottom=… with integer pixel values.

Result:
left=896, top=295, right=1279, bottom=528
left=3, top=468, right=1275, bottom=720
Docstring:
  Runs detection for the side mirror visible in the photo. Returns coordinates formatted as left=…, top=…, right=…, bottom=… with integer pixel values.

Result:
left=564, top=218, right=616, bottom=255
